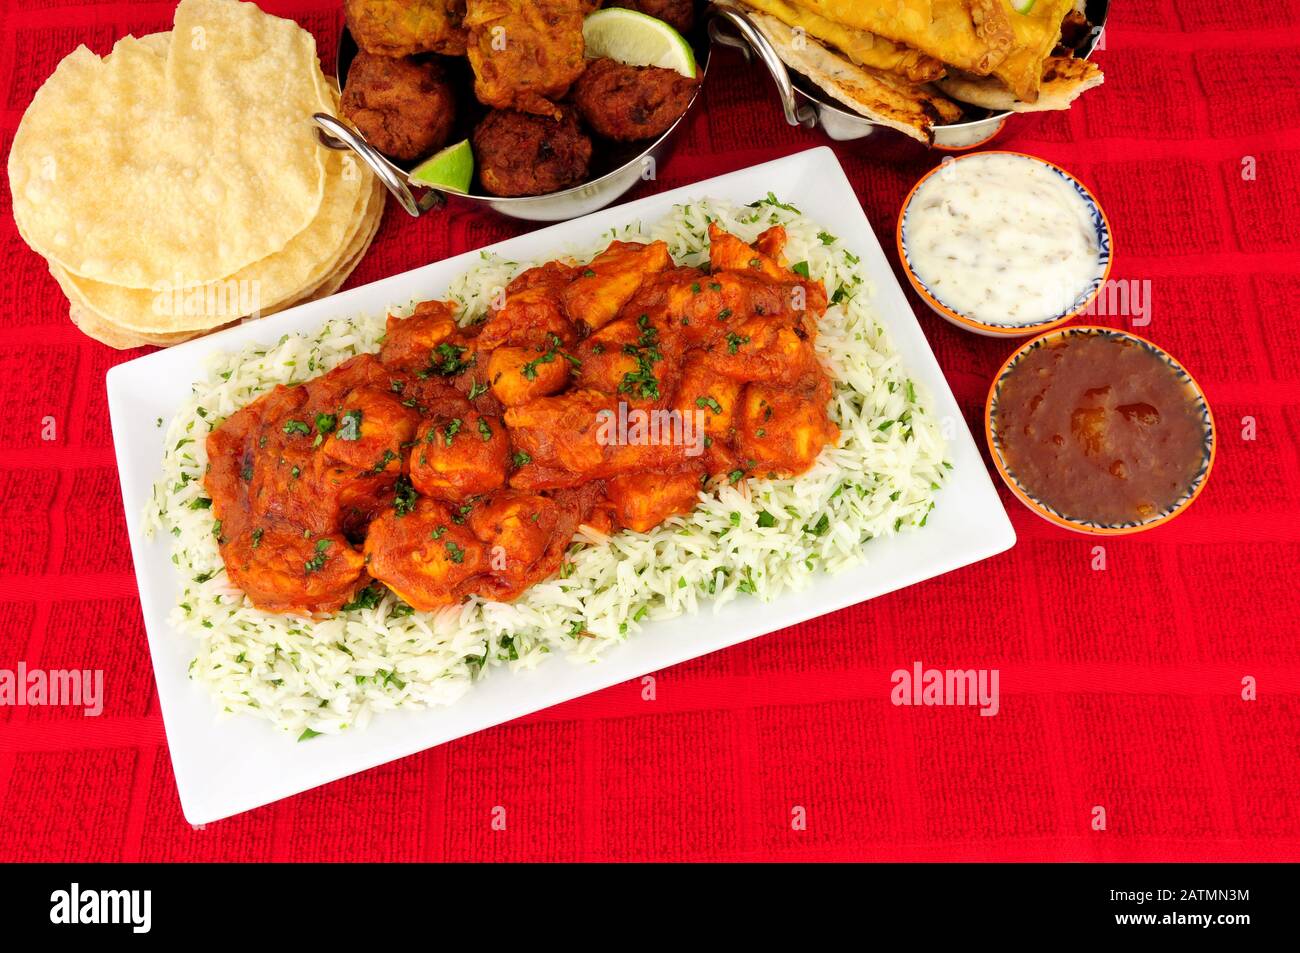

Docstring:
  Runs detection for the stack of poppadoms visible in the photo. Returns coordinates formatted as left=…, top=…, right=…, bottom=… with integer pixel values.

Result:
left=720, top=0, right=1105, bottom=143
left=7, top=0, right=383, bottom=349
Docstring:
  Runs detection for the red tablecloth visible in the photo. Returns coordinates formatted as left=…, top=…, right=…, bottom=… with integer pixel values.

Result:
left=1, top=0, right=1297, bottom=862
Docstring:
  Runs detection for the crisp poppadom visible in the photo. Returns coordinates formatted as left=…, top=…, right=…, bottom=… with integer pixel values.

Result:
left=8, top=0, right=332, bottom=290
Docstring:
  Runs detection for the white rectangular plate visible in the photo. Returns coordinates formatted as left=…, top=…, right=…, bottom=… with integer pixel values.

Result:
left=108, top=148, right=1015, bottom=824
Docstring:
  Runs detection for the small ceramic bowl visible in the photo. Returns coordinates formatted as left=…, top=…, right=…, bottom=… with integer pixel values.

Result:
left=985, top=326, right=1215, bottom=535
left=897, top=151, right=1112, bottom=338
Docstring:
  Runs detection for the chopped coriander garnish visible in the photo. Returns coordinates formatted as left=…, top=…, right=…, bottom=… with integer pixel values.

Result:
left=304, top=538, right=331, bottom=574
left=393, top=476, right=418, bottom=516
left=443, top=417, right=462, bottom=446
left=342, top=583, right=383, bottom=612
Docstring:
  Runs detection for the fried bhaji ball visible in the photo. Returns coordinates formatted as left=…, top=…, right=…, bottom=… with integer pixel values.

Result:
left=607, top=0, right=696, bottom=35
left=472, top=107, right=592, bottom=197
left=344, top=0, right=468, bottom=57
left=572, top=57, right=700, bottom=142
left=341, top=52, right=456, bottom=162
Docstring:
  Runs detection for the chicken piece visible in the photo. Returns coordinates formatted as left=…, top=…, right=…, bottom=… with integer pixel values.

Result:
left=301, top=354, right=393, bottom=408
left=364, top=497, right=488, bottom=611
left=504, top=389, right=609, bottom=482
left=505, top=389, right=686, bottom=489
left=671, top=356, right=743, bottom=445
left=487, top=342, right=573, bottom=407
left=203, top=400, right=263, bottom=533
left=699, top=314, right=817, bottom=385
left=466, top=491, right=562, bottom=600
left=344, top=0, right=468, bottom=57
left=560, top=240, right=672, bottom=331
left=476, top=261, right=579, bottom=351
left=620, top=264, right=822, bottom=351
left=249, top=444, right=338, bottom=536
left=321, top=386, right=421, bottom=474
left=578, top=312, right=683, bottom=408
left=753, top=225, right=787, bottom=263
left=709, top=221, right=791, bottom=282
left=206, top=382, right=306, bottom=522
left=464, top=0, right=585, bottom=118
left=573, top=319, right=641, bottom=396
left=223, top=527, right=368, bottom=616
left=410, top=410, right=509, bottom=502
left=572, top=57, right=700, bottom=142
left=736, top=377, right=840, bottom=478
left=605, top=466, right=705, bottom=532
left=340, top=52, right=456, bottom=162
left=472, top=107, right=592, bottom=197
left=379, top=299, right=459, bottom=371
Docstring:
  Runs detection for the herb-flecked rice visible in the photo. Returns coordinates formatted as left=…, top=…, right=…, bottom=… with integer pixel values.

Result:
left=145, top=197, right=950, bottom=738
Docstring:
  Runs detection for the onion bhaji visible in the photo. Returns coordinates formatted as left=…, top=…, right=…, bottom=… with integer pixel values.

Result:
left=472, top=107, right=592, bottom=196
left=572, top=56, right=700, bottom=142
left=464, top=0, right=586, bottom=118
left=341, top=52, right=456, bottom=162
left=606, top=0, right=696, bottom=35
left=345, top=0, right=468, bottom=57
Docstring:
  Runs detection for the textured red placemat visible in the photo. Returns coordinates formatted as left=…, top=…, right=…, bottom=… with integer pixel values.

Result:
left=1, top=0, right=1297, bottom=862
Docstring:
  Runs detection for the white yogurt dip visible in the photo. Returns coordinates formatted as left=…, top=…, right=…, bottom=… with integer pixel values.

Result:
left=902, top=153, right=1103, bottom=327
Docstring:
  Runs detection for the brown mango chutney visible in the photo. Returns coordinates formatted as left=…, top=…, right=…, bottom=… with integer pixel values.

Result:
left=989, top=329, right=1212, bottom=529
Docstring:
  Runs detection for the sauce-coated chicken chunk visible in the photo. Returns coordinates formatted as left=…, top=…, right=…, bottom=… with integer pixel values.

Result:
left=364, top=497, right=487, bottom=611
left=410, top=410, right=509, bottom=501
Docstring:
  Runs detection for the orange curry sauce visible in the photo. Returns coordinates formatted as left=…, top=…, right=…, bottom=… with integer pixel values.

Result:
left=994, top=332, right=1207, bottom=526
left=204, top=224, right=839, bottom=615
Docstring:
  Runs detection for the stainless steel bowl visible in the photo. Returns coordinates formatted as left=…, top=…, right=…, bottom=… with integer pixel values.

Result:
left=709, top=0, right=1108, bottom=154
left=315, top=23, right=711, bottom=222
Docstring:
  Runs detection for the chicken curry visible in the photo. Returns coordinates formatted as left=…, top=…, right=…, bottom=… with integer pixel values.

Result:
left=205, top=224, right=840, bottom=615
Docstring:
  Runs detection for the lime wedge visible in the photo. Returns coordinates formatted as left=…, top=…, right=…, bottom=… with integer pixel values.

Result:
left=1010, top=0, right=1036, bottom=11
left=409, top=139, right=473, bottom=194
left=582, top=8, right=696, bottom=78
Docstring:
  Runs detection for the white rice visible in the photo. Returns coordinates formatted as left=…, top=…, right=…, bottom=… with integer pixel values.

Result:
left=145, top=197, right=950, bottom=738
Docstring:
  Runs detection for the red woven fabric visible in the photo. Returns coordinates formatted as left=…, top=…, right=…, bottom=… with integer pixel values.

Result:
left=1, top=0, right=1297, bottom=862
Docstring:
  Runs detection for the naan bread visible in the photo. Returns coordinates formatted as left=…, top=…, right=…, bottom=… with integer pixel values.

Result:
left=741, top=0, right=946, bottom=82
left=747, top=9, right=962, bottom=143
left=989, top=0, right=1077, bottom=102
left=780, top=0, right=1014, bottom=76
left=938, top=55, right=1103, bottom=112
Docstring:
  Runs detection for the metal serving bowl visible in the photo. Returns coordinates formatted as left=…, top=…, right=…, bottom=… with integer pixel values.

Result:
left=708, top=0, right=1108, bottom=154
left=314, top=20, right=711, bottom=222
